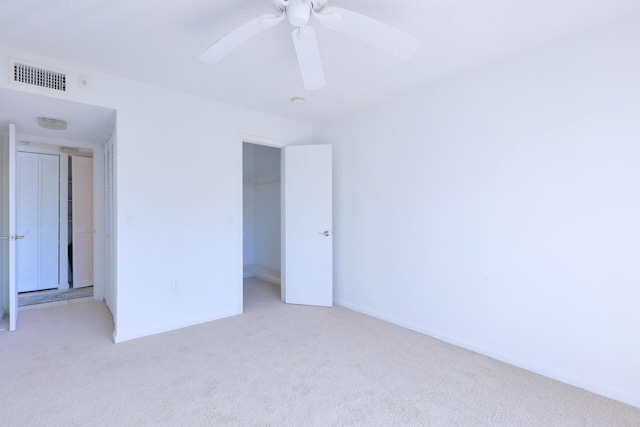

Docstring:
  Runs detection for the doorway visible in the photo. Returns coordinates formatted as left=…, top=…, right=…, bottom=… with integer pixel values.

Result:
left=1, top=129, right=114, bottom=332
left=0, top=88, right=116, bottom=333
left=242, top=142, right=282, bottom=307
left=239, top=136, right=334, bottom=312
left=15, top=143, right=95, bottom=308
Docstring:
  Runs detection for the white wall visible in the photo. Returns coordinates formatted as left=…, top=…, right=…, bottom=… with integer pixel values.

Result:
left=0, top=47, right=312, bottom=342
left=315, top=15, right=640, bottom=408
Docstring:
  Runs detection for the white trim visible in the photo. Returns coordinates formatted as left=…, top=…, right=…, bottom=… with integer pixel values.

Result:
left=243, top=264, right=281, bottom=285
left=17, top=144, right=75, bottom=156
left=16, top=133, right=98, bottom=151
left=238, top=133, right=287, bottom=149
left=237, top=135, right=244, bottom=315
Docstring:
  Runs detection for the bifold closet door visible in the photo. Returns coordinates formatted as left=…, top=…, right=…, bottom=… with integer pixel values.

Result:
left=17, top=152, right=60, bottom=292
left=104, top=138, right=115, bottom=308
left=72, top=156, right=94, bottom=288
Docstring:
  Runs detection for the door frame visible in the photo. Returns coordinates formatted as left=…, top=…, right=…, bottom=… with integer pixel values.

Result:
left=8, top=124, right=17, bottom=330
left=238, top=133, right=287, bottom=312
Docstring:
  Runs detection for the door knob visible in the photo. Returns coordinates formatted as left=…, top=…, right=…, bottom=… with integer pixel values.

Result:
left=0, top=236, right=8, bottom=240
left=318, top=231, right=330, bottom=237
left=15, top=235, right=25, bottom=240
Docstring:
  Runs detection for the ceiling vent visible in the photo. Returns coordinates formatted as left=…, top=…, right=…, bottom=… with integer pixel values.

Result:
left=11, top=60, right=67, bottom=92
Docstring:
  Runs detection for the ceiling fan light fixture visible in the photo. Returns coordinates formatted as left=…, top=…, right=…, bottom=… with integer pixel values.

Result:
left=37, top=117, right=68, bottom=131
left=291, top=97, right=306, bottom=104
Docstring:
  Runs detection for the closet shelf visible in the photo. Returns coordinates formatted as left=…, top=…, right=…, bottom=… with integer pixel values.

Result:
left=243, top=175, right=280, bottom=186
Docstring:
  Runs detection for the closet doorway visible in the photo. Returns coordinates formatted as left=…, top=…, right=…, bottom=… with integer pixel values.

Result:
left=240, top=136, right=334, bottom=311
left=15, top=143, right=95, bottom=307
left=242, top=142, right=282, bottom=304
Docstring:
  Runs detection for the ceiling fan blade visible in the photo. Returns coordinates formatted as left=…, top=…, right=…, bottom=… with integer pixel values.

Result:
left=313, top=7, right=419, bottom=60
left=291, top=26, right=326, bottom=91
left=199, top=13, right=285, bottom=63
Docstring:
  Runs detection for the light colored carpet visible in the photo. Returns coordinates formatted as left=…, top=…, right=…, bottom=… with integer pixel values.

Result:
left=0, top=277, right=638, bottom=426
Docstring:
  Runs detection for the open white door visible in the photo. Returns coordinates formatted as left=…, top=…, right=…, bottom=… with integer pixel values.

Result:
left=71, top=156, right=94, bottom=288
left=1, top=124, right=19, bottom=331
left=283, top=144, right=333, bottom=307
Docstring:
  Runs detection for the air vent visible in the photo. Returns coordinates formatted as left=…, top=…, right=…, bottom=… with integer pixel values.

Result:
left=13, top=62, right=67, bottom=92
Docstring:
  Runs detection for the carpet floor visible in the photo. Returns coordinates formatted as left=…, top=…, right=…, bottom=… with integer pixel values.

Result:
left=0, top=278, right=638, bottom=426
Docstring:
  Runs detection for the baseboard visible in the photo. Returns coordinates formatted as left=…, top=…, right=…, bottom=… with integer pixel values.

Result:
left=334, top=298, right=640, bottom=409
left=244, top=264, right=281, bottom=285
left=113, top=309, right=240, bottom=343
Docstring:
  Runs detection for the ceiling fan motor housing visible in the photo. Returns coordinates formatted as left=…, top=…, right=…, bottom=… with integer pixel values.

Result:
left=286, top=1, right=312, bottom=27
left=275, top=0, right=326, bottom=13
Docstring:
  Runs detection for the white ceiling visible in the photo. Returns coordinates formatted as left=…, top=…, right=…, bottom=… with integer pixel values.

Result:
left=1, top=0, right=639, bottom=125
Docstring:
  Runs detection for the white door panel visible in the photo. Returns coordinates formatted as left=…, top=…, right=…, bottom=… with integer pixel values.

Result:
left=283, top=144, right=333, bottom=307
left=17, top=152, right=38, bottom=292
left=16, top=152, right=60, bottom=292
left=38, top=154, right=60, bottom=289
left=72, top=156, right=94, bottom=288
left=6, top=124, right=18, bottom=331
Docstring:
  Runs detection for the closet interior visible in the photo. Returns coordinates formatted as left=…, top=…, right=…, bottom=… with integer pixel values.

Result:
left=243, top=143, right=281, bottom=286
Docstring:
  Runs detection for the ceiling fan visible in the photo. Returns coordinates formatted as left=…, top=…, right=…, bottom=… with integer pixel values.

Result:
left=198, top=0, right=420, bottom=91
